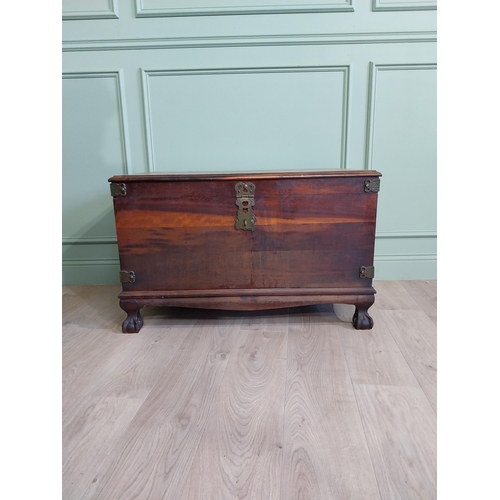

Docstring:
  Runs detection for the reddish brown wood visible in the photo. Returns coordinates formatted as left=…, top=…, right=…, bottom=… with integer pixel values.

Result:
left=110, top=170, right=381, bottom=332
left=117, top=294, right=376, bottom=312
left=119, top=298, right=144, bottom=334
left=109, top=169, right=381, bottom=183
left=353, top=296, right=375, bottom=330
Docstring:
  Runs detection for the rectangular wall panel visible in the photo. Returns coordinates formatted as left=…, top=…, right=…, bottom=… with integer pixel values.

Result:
left=373, top=0, right=436, bottom=11
left=62, top=0, right=119, bottom=19
left=142, top=67, right=348, bottom=172
left=137, top=0, right=353, bottom=17
left=367, top=63, right=436, bottom=278
left=62, top=72, right=129, bottom=283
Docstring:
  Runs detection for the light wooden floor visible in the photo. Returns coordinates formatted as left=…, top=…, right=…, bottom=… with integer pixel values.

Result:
left=62, top=280, right=437, bottom=500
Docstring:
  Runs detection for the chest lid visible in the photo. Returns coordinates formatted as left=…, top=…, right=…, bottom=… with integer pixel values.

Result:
left=109, top=169, right=381, bottom=183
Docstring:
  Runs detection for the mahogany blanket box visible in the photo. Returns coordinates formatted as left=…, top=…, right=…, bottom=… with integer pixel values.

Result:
left=109, top=170, right=381, bottom=333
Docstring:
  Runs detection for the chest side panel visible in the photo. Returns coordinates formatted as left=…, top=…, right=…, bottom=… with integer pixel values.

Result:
left=112, top=177, right=379, bottom=291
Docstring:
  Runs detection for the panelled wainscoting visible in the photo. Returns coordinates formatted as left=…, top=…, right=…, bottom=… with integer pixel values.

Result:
left=62, top=0, right=436, bottom=284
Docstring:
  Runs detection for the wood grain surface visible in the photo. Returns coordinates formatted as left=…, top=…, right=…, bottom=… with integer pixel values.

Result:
left=353, top=384, right=436, bottom=500
left=400, top=280, right=437, bottom=324
left=180, top=311, right=288, bottom=500
left=85, top=317, right=241, bottom=500
left=281, top=307, right=381, bottom=500
left=113, top=177, right=377, bottom=292
left=62, top=280, right=436, bottom=500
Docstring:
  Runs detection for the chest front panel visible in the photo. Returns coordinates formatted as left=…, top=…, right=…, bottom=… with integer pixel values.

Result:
left=112, top=176, right=378, bottom=292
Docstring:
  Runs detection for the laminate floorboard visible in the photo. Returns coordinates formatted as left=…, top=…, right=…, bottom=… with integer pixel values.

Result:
left=372, top=280, right=421, bottom=311
left=62, top=394, right=144, bottom=500
left=83, top=315, right=243, bottom=500
left=180, top=310, right=289, bottom=500
left=62, top=285, right=122, bottom=357
left=62, top=323, right=130, bottom=413
left=400, top=280, right=437, bottom=324
left=281, top=307, right=381, bottom=500
left=338, top=312, right=420, bottom=388
left=372, top=309, right=437, bottom=412
left=353, top=384, right=437, bottom=500
left=62, top=281, right=437, bottom=500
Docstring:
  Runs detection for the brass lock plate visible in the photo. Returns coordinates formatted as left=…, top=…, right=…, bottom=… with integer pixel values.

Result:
left=234, top=182, right=256, bottom=231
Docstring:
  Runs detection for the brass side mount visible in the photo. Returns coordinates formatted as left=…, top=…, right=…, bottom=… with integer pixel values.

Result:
left=359, top=266, right=375, bottom=279
left=110, top=183, right=127, bottom=197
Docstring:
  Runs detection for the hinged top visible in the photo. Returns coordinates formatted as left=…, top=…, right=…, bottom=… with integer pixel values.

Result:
left=109, top=169, right=382, bottom=183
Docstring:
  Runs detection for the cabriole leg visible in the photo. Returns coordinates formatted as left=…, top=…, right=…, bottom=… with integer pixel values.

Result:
left=352, top=297, right=375, bottom=330
left=120, top=299, right=144, bottom=333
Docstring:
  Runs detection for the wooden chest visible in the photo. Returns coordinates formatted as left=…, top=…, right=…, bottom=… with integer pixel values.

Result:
left=109, top=170, right=381, bottom=333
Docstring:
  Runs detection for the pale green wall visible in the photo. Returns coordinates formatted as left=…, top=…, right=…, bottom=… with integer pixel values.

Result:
left=62, top=0, right=437, bottom=284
